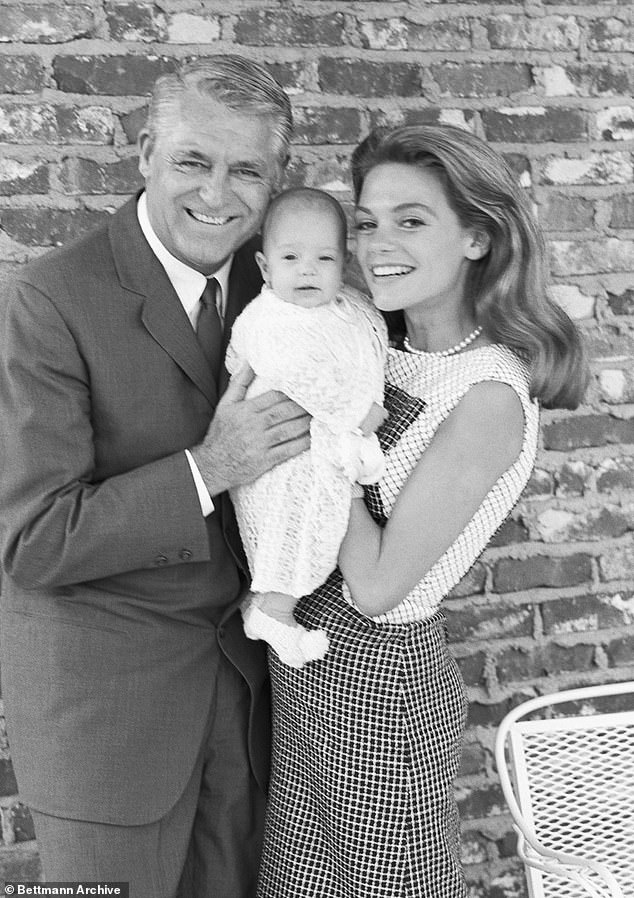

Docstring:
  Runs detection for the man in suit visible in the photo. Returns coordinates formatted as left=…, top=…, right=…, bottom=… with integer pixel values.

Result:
left=0, top=55, right=309, bottom=897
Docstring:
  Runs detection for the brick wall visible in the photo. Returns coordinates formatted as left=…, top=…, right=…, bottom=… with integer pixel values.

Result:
left=1, top=0, right=633, bottom=891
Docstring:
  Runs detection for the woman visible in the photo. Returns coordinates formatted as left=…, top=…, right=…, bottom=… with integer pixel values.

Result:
left=256, top=125, right=589, bottom=898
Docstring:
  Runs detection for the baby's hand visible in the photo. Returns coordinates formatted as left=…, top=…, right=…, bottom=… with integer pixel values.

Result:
left=360, top=402, right=388, bottom=436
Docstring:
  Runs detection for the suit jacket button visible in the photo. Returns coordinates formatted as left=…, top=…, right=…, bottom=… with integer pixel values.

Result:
left=179, top=549, right=193, bottom=560
left=154, top=554, right=168, bottom=565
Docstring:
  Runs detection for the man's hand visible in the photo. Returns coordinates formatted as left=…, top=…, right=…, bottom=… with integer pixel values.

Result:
left=191, top=364, right=311, bottom=497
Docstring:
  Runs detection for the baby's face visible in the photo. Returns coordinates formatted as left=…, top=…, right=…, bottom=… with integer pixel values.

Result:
left=259, top=207, right=345, bottom=308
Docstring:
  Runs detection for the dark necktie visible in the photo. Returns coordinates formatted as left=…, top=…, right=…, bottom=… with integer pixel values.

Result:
left=196, top=277, right=222, bottom=379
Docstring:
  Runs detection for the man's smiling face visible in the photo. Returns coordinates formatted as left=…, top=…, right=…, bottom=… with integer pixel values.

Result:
left=138, top=89, right=282, bottom=275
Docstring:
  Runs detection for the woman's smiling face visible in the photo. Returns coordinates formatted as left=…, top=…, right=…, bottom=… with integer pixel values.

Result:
left=354, top=162, right=482, bottom=317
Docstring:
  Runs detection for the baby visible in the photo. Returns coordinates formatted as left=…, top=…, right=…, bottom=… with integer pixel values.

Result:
left=226, top=187, right=387, bottom=668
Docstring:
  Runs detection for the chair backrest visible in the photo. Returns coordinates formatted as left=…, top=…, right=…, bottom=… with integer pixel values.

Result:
left=495, top=682, right=634, bottom=898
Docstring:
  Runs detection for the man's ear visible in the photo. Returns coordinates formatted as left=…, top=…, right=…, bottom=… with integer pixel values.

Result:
left=465, top=229, right=490, bottom=261
left=255, top=251, right=270, bottom=284
left=137, top=129, right=153, bottom=178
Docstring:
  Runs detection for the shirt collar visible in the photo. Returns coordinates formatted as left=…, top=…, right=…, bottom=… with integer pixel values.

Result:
left=137, top=192, right=232, bottom=319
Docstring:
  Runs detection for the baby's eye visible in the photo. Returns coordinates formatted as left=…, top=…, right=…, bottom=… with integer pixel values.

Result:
left=319, top=255, right=336, bottom=262
left=282, top=253, right=298, bottom=261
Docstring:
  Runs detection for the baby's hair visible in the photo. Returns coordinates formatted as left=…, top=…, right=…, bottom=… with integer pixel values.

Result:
left=262, top=188, right=348, bottom=254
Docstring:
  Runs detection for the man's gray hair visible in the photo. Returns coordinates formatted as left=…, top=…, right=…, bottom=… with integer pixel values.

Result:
left=146, top=55, right=293, bottom=170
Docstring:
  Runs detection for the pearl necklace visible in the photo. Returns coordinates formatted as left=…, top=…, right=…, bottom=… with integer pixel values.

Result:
left=402, top=325, right=483, bottom=358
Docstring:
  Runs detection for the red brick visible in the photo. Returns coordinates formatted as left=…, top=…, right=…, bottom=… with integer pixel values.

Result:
left=460, top=828, right=490, bottom=864
left=445, top=602, right=533, bottom=641
left=0, top=55, right=46, bottom=93
left=234, top=10, right=345, bottom=46
left=523, top=469, right=554, bottom=498
left=554, top=461, right=592, bottom=496
left=369, top=107, right=445, bottom=130
left=555, top=689, right=634, bottom=716
left=455, top=651, right=487, bottom=686
left=467, top=692, right=535, bottom=728
left=496, top=641, right=595, bottom=683
left=9, top=802, right=36, bottom=843
left=538, top=194, right=595, bottom=231
left=487, top=15, right=580, bottom=50
left=264, top=61, right=311, bottom=95
left=457, top=781, right=505, bottom=819
left=541, top=594, right=597, bottom=634
left=605, top=634, right=634, bottom=666
left=0, top=159, right=49, bottom=196
left=482, top=108, right=587, bottom=143
left=431, top=62, right=531, bottom=98
left=543, top=414, right=634, bottom=449
left=610, top=195, right=634, bottom=229
left=599, top=543, right=634, bottom=582
left=489, top=869, right=530, bottom=898
left=530, top=505, right=631, bottom=543
left=502, top=153, right=531, bottom=183
left=53, top=55, right=178, bottom=96
left=319, top=59, right=421, bottom=98
left=359, top=17, right=472, bottom=52
left=596, top=106, right=634, bottom=141
left=0, top=207, right=109, bottom=247
left=551, top=237, right=634, bottom=275
left=565, top=64, right=634, bottom=97
left=606, top=288, right=634, bottom=316
left=488, top=518, right=530, bottom=548
left=597, top=456, right=634, bottom=491
left=286, top=152, right=350, bottom=190
left=119, top=105, right=148, bottom=144
left=447, top=562, right=487, bottom=598
left=0, top=4, right=95, bottom=42
left=544, top=0, right=630, bottom=4
left=0, top=844, right=42, bottom=881
left=459, top=742, right=487, bottom=776
left=0, top=758, right=18, bottom=796
left=587, top=17, right=634, bottom=52
left=282, top=157, right=310, bottom=190
left=492, top=554, right=593, bottom=592
left=106, top=2, right=166, bottom=41
left=0, top=104, right=114, bottom=145
left=293, top=107, right=363, bottom=145
left=58, top=155, right=141, bottom=195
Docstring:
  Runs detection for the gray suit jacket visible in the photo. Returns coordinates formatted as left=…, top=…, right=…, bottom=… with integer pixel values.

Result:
left=0, top=195, right=268, bottom=824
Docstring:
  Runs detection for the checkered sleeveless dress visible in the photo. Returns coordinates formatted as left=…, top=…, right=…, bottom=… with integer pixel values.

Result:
left=256, top=344, right=539, bottom=898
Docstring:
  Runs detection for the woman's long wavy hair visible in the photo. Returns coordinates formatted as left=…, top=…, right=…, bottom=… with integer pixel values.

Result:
left=351, top=125, right=589, bottom=410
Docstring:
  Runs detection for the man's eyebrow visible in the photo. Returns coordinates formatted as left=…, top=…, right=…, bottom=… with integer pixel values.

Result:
left=231, top=159, right=267, bottom=169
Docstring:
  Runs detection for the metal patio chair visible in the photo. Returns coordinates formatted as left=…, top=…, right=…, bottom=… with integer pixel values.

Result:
left=495, top=680, right=634, bottom=898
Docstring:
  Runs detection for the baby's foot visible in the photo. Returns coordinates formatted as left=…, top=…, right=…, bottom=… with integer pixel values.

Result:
left=242, top=603, right=308, bottom=669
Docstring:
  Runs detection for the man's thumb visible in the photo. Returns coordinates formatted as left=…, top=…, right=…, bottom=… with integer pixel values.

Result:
left=222, top=362, right=255, bottom=402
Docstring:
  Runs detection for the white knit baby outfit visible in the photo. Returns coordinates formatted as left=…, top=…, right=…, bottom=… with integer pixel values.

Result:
left=226, top=285, right=387, bottom=599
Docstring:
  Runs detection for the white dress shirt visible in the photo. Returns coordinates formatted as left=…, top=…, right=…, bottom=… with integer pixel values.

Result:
left=137, top=192, right=234, bottom=516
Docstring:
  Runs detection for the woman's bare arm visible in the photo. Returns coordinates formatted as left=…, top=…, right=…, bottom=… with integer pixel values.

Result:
left=338, top=380, right=525, bottom=616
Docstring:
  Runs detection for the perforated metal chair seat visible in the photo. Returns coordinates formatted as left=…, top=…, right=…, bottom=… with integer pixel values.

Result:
left=495, top=681, right=634, bottom=898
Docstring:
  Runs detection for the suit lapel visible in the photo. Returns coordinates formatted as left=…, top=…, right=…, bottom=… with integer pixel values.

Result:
left=219, top=235, right=263, bottom=394
left=109, top=196, right=218, bottom=407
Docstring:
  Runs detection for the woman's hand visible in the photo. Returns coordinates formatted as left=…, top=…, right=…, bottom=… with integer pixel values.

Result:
left=359, top=402, right=388, bottom=435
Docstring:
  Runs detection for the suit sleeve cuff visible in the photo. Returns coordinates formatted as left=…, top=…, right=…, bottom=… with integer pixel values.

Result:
left=185, top=449, right=215, bottom=517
